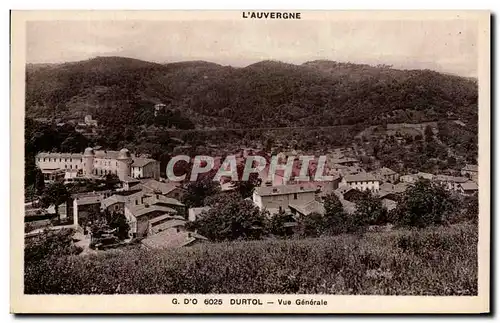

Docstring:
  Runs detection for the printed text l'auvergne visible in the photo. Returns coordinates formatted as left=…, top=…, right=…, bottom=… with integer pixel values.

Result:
left=242, top=12, right=302, bottom=20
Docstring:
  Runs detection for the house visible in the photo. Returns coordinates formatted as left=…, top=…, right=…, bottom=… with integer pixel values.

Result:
left=332, top=190, right=357, bottom=214
left=252, top=184, right=317, bottom=215
left=330, top=157, right=359, bottom=167
left=417, top=172, right=434, bottom=181
left=289, top=200, right=325, bottom=217
left=40, top=168, right=66, bottom=183
left=340, top=173, right=380, bottom=192
left=459, top=181, right=479, bottom=196
left=335, top=186, right=365, bottom=202
left=382, top=198, right=398, bottom=211
left=84, top=115, right=98, bottom=127
left=139, top=179, right=186, bottom=200
left=188, top=207, right=212, bottom=222
left=147, top=215, right=186, bottom=235
left=461, top=164, right=478, bottom=183
left=131, top=157, right=160, bottom=180
left=433, top=175, right=470, bottom=192
left=374, top=167, right=398, bottom=183
left=377, top=182, right=408, bottom=201
left=400, top=174, right=419, bottom=184
left=154, top=103, right=166, bottom=117
left=124, top=203, right=178, bottom=238
left=73, top=194, right=103, bottom=227
left=142, top=228, right=207, bottom=249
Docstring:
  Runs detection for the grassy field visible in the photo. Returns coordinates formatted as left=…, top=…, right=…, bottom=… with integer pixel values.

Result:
left=24, top=222, right=477, bottom=295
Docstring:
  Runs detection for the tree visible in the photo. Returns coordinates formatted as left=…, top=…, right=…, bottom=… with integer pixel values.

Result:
left=232, top=161, right=262, bottom=199
left=395, top=179, right=454, bottom=228
left=267, top=209, right=295, bottom=237
left=323, top=193, right=349, bottom=235
left=424, top=125, right=434, bottom=142
left=108, top=211, right=131, bottom=240
left=182, top=174, right=221, bottom=208
left=297, top=212, right=324, bottom=238
left=104, top=173, right=121, bottom=190
left=352, top=191, right=388, bottom=230
left=191, top=195, right=267, bottom=241
left=40, top=182, right=70, bottom=222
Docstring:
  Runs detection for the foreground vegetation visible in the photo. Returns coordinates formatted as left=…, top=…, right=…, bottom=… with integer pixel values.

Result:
left=25, top=222, right=477, bottom=295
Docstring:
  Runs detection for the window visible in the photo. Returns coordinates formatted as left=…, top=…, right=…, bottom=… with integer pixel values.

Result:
left=293, top=193, right=297, bottom=200
left=135, top=200, right=138, bottom=205
left=70, top=165, right=72, bottom=169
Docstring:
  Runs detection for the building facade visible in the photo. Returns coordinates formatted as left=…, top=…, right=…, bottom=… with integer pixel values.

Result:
left=340, top=173, right=380, bottom=192
left=36, top=147, right=160, bottom=181
left=252, top=184, right=317, bottom=215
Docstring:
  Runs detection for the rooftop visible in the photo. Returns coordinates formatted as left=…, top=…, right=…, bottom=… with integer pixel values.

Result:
left=343, top=173, right=378, bottom=183
left=254, top=184, right=318, bottom=197
left=462, top=164, right=478, bottom=172
left=460, top=181, right=478, bottom=191
left=36, top=152, right=83, bottom=159
left=74, top=195, right=102, bottom=206
left=140, top=179, right=181, bottom=195
left=289, top=200, right=325, bottom=216
left=376, top=167, right=397, bottom=176
left=126, top=204, right=177, bottom=218
left=434, top=175, right=469, bottom=183
left=132, top=157, right=157, bottom=168
left=142, top=230, right=207, bottom=249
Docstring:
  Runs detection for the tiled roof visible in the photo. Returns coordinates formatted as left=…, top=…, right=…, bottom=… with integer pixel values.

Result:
left=460, top=181, right=478, bottom=191
left=36, top=152, right=83, bottom=159
left=417, top=172, right=434, bottom=180
left=254, top=184, right=317, bottom=196
left=434, top=175, right=469, bottom=183
left=330, top=157, right=358, bottom=164
left=377, top=167, right=397, bottom=176
left=122, top=175, right=141, bottom=183
left=126, top=204, right=177, bottom=218
left=132, top=157, right=157, bottom=168
left=343, top=173, right=378, bottom=183
left=144, top=194, right=184, bottom=207
left=289, top=200, right=325, bottom=216
left=149, top=214, right=185, bottom=225
left=382, top=198, right=398, bottom=211
left=151, top=219, right=186, bottom=232
left=142, top=230, right=207, bottom=249
left=74, top=195, right=102, bottom=205
left=102, top=195, right=127, bottom=208
left=463, top=164, right=478, bottom=172
left=140, top=179, right=180, bottom=195
left=94, top=150, right=120, bottom=159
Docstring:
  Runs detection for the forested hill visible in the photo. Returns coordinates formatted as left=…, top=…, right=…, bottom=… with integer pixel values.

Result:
left=25, top=56, right=478, bottom=129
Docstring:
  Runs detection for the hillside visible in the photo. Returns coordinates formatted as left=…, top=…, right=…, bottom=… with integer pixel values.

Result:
left=25, top=56, right=478, bottom=129
left=25, top=223, right=477, bottom=295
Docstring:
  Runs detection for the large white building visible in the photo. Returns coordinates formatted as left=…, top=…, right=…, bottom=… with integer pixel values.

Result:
left=340, top=173, right=380, bottom=192
left=36, top=148, right=160, bottom=182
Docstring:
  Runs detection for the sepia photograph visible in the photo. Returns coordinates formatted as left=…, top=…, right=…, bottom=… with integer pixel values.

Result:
left=10, top=10, right=490, bottom=313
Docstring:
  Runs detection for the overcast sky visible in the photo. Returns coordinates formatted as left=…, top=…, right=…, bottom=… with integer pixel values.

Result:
left=26, top=19, right=479, bottom=77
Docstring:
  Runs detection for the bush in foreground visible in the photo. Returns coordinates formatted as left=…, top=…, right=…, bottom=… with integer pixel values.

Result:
left=24, top=223, right=477, bottom=295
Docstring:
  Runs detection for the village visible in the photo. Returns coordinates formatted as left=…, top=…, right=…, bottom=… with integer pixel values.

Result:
left=24, top=132, right=479, bottom=253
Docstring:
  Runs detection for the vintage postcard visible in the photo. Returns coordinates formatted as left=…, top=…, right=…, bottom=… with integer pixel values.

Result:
left=10, top=10, right=490, bottom=314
